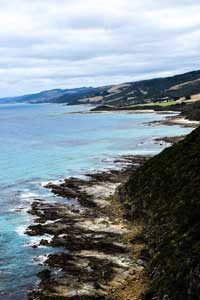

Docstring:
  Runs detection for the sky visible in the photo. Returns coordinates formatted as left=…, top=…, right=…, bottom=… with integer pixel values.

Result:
left=0, top=0, right=200, bottom=97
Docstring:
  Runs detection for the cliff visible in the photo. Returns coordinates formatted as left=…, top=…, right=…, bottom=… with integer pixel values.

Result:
left=119, top=126, right=200, bottom=300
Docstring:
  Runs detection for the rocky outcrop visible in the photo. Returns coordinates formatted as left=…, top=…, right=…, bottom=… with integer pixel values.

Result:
left=91, top=105, right=116, bottom=111
left=26, top=155, right=149, bottom=300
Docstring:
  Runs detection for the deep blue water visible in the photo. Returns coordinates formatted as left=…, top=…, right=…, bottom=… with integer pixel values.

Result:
left=0, top=103, right=193, bottom=299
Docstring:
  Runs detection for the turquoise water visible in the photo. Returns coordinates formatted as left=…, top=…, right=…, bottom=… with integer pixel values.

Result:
left=0, top=103, right=193, bottom=299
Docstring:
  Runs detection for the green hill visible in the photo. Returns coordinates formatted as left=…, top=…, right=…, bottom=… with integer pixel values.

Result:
left=86, top=70, right=200, bottom=107
left=119, top=126, right=200, bottom=300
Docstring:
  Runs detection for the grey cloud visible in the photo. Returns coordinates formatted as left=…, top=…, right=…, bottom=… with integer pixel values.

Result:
left=0, top=0, right=200, bottom=97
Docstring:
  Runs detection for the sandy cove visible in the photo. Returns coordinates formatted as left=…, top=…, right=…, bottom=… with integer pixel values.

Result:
left=145, top=113, right=200, bottom=128
left=26, top=155, right=150, bottom=300
left=86, top=105, right=200, bottom=129
left=164, top=115, right=200, bottom=127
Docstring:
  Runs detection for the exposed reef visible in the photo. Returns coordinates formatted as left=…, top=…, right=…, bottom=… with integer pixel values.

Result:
left=26, top=155, right=149, bottom=300
left=153, top=135, right=185, bottom=145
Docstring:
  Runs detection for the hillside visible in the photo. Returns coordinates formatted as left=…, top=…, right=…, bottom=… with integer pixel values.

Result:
left=80, top=70, right=200, bottom=107
left=0, top=87, right=99, bottom=104
left=119, top=126, right=200, bottom=300
left=1, top=70, right=200, bottom=106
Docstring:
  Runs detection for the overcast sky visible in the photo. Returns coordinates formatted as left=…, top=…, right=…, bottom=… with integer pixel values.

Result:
left=0, top=0, right=200, bottom=97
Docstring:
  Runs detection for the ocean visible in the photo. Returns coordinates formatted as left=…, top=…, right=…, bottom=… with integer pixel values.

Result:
left=0, top=103, right=193, bottom=299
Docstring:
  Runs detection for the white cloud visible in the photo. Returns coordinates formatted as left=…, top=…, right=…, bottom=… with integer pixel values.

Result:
left=0, top=0, right=199, bottom=96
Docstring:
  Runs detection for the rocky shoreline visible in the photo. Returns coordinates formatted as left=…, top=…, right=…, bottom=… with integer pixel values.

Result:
left=89, top=105, right=200, bottom=128
left=26, top=155, right=150, bottom=300
left=153, top=135, right=185, bottom=145
left=146, top=114, right=200, bottom=128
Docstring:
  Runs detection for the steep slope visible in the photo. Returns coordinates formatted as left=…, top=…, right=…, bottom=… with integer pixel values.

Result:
left=119, top=127, right=200, bottom=300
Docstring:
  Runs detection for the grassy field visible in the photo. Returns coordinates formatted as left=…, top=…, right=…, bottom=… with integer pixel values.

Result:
left=136, top=99, right=186, bottom=107
left=134, top=94, right=200, bottom=108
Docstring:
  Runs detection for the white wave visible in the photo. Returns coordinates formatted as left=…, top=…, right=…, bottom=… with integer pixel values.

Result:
left=9, top=206, right=29, bottom=213
left=59, top=234, right=67, bottom=238
left=16, top=225, right=27, bottom=236
left=101, top=157, right=115, bottom=163
left=33, top=254, right=48, bottom=265
left=41, top=179, right=64, bottom=187
left=42, top=234, right=54, bottom=243
left=43, top=219, right=61, bottom=225
left=19, top=191, right=40, bottom=201
left=25, top=234, right=54, bottom=248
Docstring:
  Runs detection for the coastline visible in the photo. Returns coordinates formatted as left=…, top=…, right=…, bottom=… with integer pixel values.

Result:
left=26, top=155, right=150, bottom=299
left=24, top=117, right=198, bottom=299
left=147, top=114, right=200, bottom=128
left=153, top=135, right=185, bottom=145
left=88, top=105, right=200, bottom=128
left=163, top=115, right=200, bottom=127
left=22, top=107, right=198, bottom=299
left=1, top=103, right=195, bottom=300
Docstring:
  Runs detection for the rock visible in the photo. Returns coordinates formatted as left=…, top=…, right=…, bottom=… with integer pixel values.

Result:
left=40, top=239, right=49, bottom=246
left=38, top=269, right=51, bottom=281
left=26, top=224, right=44, bottom=236
left=91, top=105, right=116, bottom=112
left=26, top=154, right=150, bottom=300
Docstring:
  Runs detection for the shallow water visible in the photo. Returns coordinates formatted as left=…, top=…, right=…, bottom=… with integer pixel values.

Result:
left=0, top=103, right=193, bottom=299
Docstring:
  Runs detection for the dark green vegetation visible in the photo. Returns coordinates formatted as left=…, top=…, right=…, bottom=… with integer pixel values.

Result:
left=179, top=101, right=200, bottom=121
left=1, top=69, right=200, bottom=106
left=119, top=127, right=200, bottom=299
